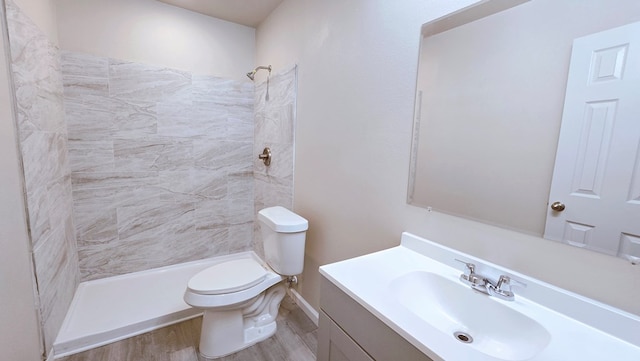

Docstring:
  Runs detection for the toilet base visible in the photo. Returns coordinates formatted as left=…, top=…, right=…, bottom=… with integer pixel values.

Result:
left=197, top=283, right=286, bottom=359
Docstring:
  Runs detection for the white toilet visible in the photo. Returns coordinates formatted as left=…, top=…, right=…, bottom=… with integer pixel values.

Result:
left=184, top=206, right=308, bottom=359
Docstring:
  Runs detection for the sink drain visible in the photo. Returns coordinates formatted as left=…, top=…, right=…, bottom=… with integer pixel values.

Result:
left=453, top=331, right=473, bottom=344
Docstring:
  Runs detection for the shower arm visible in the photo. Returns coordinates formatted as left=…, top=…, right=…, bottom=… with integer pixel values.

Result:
left=247, top=65, right=272, bottom=80
left=254, top=65, right=272, bottom=72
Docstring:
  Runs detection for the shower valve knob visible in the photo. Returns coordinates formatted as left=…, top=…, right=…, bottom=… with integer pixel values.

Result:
left=258, top=147, right=271, bottom=166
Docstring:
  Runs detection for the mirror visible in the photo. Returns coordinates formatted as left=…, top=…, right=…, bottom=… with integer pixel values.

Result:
left=408, top=0, right=640, bottom=258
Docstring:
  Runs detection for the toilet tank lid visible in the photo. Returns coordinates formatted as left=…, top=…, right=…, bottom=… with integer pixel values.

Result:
left=258, top=206, right=309, bottom=233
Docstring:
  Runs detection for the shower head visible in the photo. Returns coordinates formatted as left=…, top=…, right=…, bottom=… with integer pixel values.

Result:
left=246, top=65, right=272, bottom=81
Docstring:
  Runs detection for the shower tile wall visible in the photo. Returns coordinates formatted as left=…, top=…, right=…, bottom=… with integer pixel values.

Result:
left=61, top=51, right=255, bottom=281
left=5, top=0, right=79, bottom=352
left=253, top=65, right=297, bottom=257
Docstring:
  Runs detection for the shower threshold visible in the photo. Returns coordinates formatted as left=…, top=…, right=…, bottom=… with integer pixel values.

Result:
left=53, top=252, right=253, bottom=358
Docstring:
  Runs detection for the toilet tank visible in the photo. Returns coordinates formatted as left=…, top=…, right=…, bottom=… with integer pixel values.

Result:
left=258, top=206, right=308, bottom=276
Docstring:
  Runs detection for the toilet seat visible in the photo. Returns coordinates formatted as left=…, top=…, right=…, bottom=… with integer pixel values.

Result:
left=188, top=258, right=268, bottom=295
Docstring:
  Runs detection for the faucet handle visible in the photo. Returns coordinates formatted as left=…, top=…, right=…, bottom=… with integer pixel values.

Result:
left=489, top=275, right=526, bottom=301
left=454, top=259, right=486, bottom=291
left=454, top=258, right=476, bottom=275
left=496, top=275, right=526, bottom=290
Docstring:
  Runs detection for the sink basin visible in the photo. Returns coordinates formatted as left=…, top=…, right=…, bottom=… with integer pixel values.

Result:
left=321, top=233, right=640, bottom=360
left=390, top=271, right=551, bottom=360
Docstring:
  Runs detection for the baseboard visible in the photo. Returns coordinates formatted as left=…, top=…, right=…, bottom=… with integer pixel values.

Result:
left=288, top=288, right=319, bottom=326
left=45, top=347, right=55, bottom=361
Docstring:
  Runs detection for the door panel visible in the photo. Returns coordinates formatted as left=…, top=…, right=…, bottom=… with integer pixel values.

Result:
left=545, top=21, right=640, bottom=262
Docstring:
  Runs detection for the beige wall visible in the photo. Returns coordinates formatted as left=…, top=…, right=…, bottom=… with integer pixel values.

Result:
left=413, top=0, right=640, bottom=237
left=0, top=3, right=42, bottom=359
left=55, top=0, right=255, bottom=80
left=13, top=0, right=57, bottom=43
left=257, top=0, right=640, bottom=315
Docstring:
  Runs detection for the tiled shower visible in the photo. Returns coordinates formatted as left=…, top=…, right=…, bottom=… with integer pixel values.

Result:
left=4, top=0, right=297, bottom=355
left=61, top=50, right=256, bottom=280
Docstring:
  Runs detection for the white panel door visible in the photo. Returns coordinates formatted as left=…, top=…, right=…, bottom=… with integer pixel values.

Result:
left=544, top=21, right=640, bottom=262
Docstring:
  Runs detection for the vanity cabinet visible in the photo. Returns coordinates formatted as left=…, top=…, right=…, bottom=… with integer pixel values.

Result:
left=317, top=276, right=434, bottom=361
left=318, top=312, right=374, bottom=361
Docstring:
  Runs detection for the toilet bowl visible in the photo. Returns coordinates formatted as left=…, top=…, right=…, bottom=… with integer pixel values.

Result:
left=184, top=206, right=308, bottom=359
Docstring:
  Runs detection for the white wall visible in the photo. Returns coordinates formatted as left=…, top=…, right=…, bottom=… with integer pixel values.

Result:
left=0, top=3, right=42, bottom=358
left=256, top=0, right=640, bottom=315
left=55, top=0, right=255, bottom=80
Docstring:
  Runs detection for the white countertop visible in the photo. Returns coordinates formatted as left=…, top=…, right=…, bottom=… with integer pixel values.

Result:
left=319, top=232, right=640, bottom=361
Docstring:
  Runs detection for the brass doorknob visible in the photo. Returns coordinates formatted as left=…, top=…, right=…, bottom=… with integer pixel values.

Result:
left=550, top=201, right=565, bottom=212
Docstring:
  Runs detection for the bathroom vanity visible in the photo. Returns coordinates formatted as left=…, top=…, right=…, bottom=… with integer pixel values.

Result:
left=318, top=276, right=432, bottom=361
left=317, top=233, right=640, bottom=361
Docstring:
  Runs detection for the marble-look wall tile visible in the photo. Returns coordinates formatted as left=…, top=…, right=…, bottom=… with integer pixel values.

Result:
left=35, top=217, right=78, bottom=354
left=72, top=186, right=118, bottom=244
left=112, top=98, right=157, bottom=137
left=254, top=104, right=295, bottom=146
left=154, top=170, right=206, bottom=203
left=160, top=101, right=239, bottom=140
left=193, top=75, right=253, bottom=106
left=108, top=59, right=192, bottom=102
left=227, top=115, right=255, bottom=143
left=194, top=139, right=253, bottom=173
left=228, top=173, right=254, bottom=223
left=6, top=0, right=79, bottom=354
left=62, top=74, right=109, bottom=97
left=116, top=203, right=195, bottom=242
left=254, top=174, right=294, bottom=225
left=188, top=170, right=227, bottom=200
left=193, top=199, right=228, bottom=231
left=76, top=224, right=221, bottom=280
left=113, top=137, right=194, bottom=172
left=7, top=2, right=66, bottom=140
left=20, top=132, right=69, bottom=199
left=229, top=222, right=254, bottom=253
left=64, top=94, right=116, bottom=140
left=67, top=140, right=115, bottom=172
left=253, top=65, right=298, bottom=259
left=62, top=52, right=255, bottom=280
left=60, top=51, right=109, bottom=78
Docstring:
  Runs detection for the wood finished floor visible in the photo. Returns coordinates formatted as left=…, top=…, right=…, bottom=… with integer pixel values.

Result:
left=59, top=297, right=317, bottom=361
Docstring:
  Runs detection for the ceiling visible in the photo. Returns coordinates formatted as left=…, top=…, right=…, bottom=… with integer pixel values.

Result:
left=157, top=0, right=284, bottom=28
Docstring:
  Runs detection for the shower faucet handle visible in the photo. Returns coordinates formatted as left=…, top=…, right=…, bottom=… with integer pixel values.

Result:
left=258, top=147, right=271, bottom=166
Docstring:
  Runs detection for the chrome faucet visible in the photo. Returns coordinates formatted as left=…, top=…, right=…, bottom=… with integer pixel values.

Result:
left=455, top=259, right=526, bottom=301
left=486, top=275, right=527, bottom=301
left=455, top=259, right=489, bottom=294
